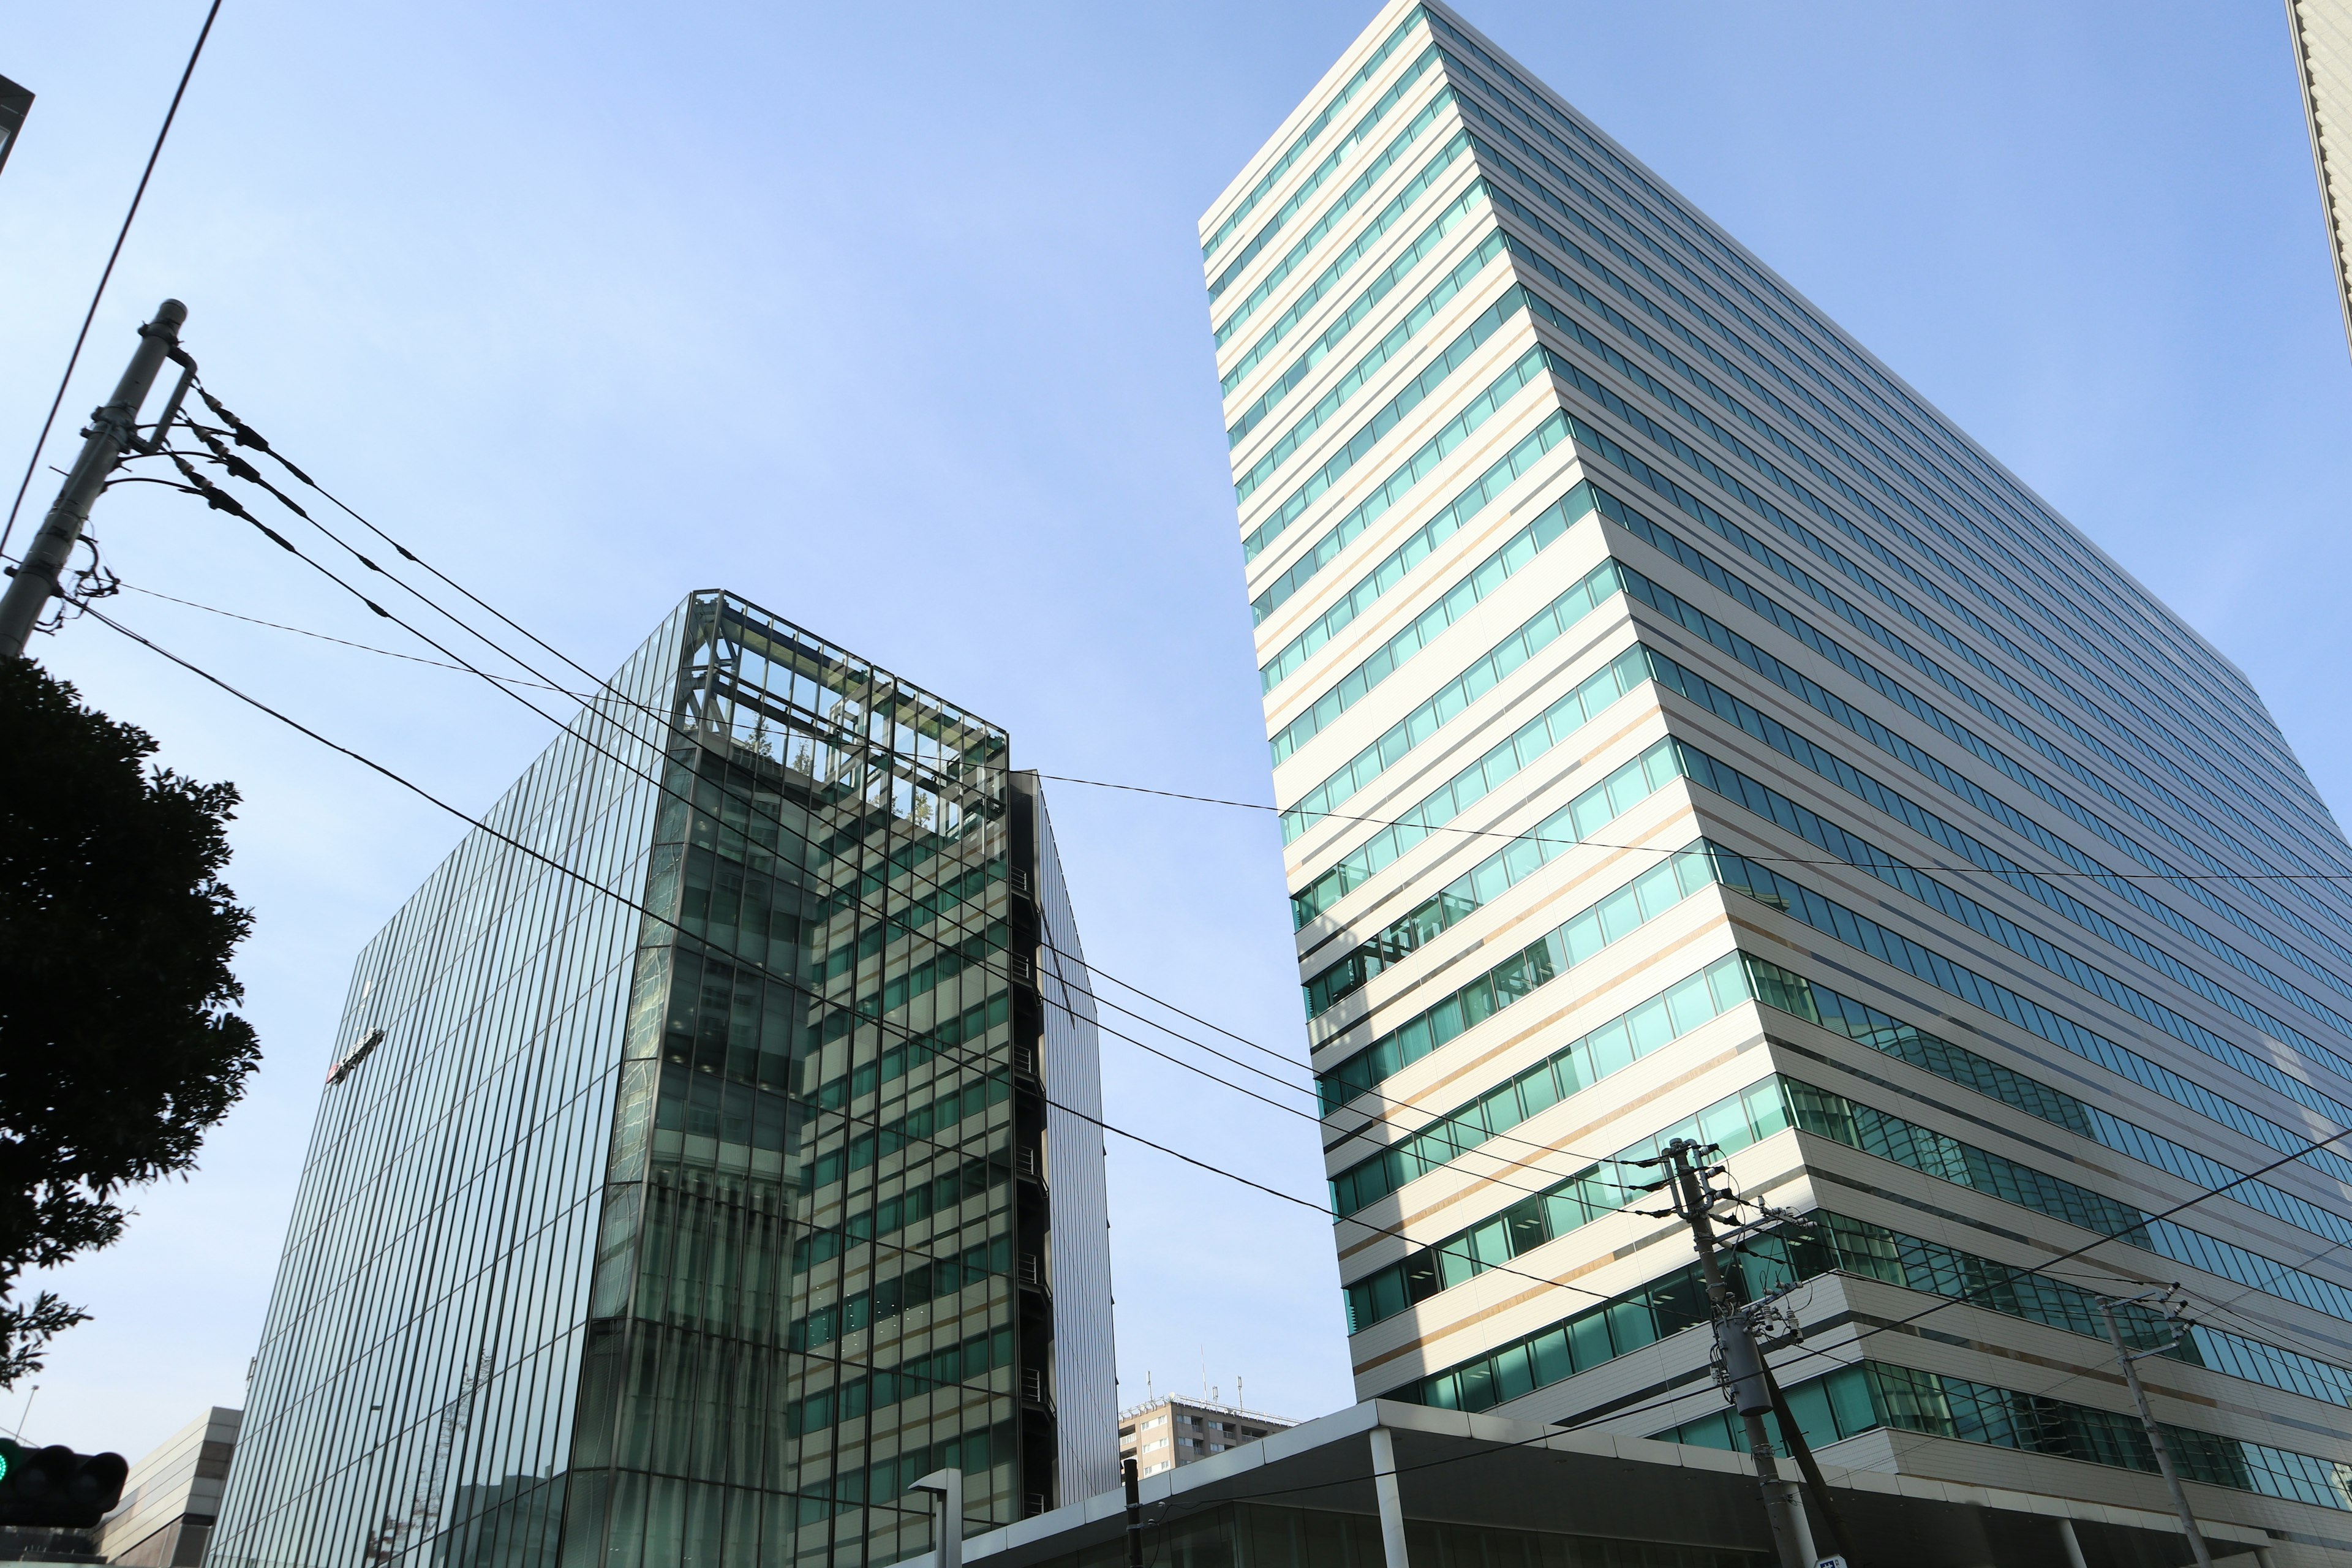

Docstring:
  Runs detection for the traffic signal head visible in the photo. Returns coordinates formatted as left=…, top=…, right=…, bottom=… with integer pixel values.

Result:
left=0, top=1438, right=130, bottom=1528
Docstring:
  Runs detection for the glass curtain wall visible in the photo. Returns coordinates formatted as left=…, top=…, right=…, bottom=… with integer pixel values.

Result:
left=216, top=590, right=1095, bottom=1568
left=209, top=599, right=695, bottom=1568
left=565, top=591, right=1045, bottom=1568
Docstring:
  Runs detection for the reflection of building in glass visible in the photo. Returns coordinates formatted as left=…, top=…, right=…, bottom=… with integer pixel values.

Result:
left=208, top=591, right=1115, bottom=1568
left=1116, top=1395, right=1292, bottom=1479
left=1211, top=0, right=2352, bottom=1550
left=94, top=1408, right=241, bottom=1567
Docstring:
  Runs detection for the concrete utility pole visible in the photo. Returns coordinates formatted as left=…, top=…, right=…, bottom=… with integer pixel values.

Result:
left=1643, top=1137, right=1814, bottom=1568
left=0, top=299, right=192, bottom=660
left=2097, top=1291, right=2214, bottom=1568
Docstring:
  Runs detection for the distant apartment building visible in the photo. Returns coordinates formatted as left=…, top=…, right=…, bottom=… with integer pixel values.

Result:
left=1117, top=1397, right=1293, bottom=1479
left=94, top=1410, right=241, bottom=1567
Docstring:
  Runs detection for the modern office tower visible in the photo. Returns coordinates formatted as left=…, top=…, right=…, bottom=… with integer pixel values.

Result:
left=1117, top=1395, right=1293, bottom=1479
left=94, top=1408, right=242, bottom=1567
left=2286, top=0, right=2352, bottom=360
left=1208, top=2, right=2352, bottom=1556
left=207, top=591, right=1116, bottom=1568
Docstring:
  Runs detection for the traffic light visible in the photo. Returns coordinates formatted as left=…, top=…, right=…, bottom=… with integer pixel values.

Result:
left=0, top=1438, right=130, bottom=1527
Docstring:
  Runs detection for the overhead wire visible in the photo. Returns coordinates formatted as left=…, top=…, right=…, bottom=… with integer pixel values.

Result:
left=137, top=414, right=1662, bottom=1196
left=85, top=604, right=1660, bottom=1331
left=1, top=0, right=224, bottom=561
left=117, top=395, right=2352, bottom=1485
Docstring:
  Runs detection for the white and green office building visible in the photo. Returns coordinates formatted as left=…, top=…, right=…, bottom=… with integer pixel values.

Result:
left=1202, top=2, right=2352, bottom=1562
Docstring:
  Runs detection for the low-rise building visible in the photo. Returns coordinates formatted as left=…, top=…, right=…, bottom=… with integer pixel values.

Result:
left=1117, top=1395, right=1294, bottom=1480
left=94, top=1408, right=239, bottom=1568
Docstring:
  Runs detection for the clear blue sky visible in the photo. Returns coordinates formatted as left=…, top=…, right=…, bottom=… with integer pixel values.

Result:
left=4, top=1, right=2347, bottom=1461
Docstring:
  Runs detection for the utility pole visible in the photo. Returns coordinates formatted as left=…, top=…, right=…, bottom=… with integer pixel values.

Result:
left=1122, top=1457, right=1144, bottom=1568
left=1640, top=1137, right=1815, bottom=1568
left=2098, top=1289, right=2214, bottom=1568
left=0, top=299, right=193, bottom=660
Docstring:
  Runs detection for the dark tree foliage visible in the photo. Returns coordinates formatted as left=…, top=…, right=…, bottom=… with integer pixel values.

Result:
left=0, top=657, right=259, bottom=1385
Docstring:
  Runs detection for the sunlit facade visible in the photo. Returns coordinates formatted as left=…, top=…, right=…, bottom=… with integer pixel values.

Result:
left=1208, top=4, right=2352, bottom=1559
left=209, top=590, right=1115, bottom=1568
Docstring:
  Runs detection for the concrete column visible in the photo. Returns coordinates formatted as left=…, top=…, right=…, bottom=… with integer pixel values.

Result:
left=1368, top=1425, right=1410, bottom=1568
left=2055, top=1517, right=2088, bottom=1568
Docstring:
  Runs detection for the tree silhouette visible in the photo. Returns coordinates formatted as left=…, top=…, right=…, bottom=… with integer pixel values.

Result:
left=0, top=658, right=260, bottom=1384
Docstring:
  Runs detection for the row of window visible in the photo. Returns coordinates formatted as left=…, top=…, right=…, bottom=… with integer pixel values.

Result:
left=1222, top=180, right=1487, bottom=399
left=1429, top=21, right=2282, bottom=753
left=1288, top=647, right=1654, bottom=928
left=1706, top=839, right=2352, bottom=1186
left=1455, top=98, right=2320, bottom=848
left=806, top=861, right=1000, bottom=986
left=1615, top=538, right=2352, bottom=1087
left=1244, top=296, right=1532, bottom=573
left=1200, top=7, right=1427, bottom=262
left=1329, top=950, right=1748, bottom=1218
left=1672, top=674, right=2352, bottom=1115
left=1341, top=1072, right=1789, bottom=1322
left=788, top=1233, right=1008, bottom=1351
left=1550, top=282, right=2342, bottom=892
left=1268, top=479, right=1593, bottom=767
left=785, top=1326, right=1010, bottom=1439
left=797, top=1073, right=1009, bottom=1193
left=1592, top=478, right=2352, bottom=1093
left=1492, top=201, right=2299, bottom=854
left=1209, top=43, right=1444, bottom=303
left=1665, top=1360, right=2352, bottom=1513
left=1741, top=952, right=2352, bottom=1257
left=801, top=990, right=1008, bottom=1110
left=1507, top=217, right=2352, bottom=899
left=1213, top=97, right=1461, bottom=349
left=1575, top=415, right=2352, bottom=1005
left=1315, top=840, right=1712, bottom=1120
left=1252, top=342, right=1547, bottom=620
left=1341, top=924, right=2352, bottom=1338
left=1261, top=407, right=1572, bottom=696
left=1351, top=1059, right=2352, bottom=1358
left=1790, top=1073, right=2352, bottom=1325
left=1234, top=233, right=1503, bottom=493
left=805, top=918, right=1007, bottom=1049
left=1385, top=1207, right=2352, bottom=1424
left=1302, top=710, right=1653, bottom=1032
left=1230, top=211, right=1498, bottom=450
left=1281, top=554, right=1622, bottom=845
left=792, top=1150, right=1009, bottom=1275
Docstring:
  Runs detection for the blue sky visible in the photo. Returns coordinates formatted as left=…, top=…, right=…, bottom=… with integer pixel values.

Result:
left=4, top=1, right=2347, bottom=1461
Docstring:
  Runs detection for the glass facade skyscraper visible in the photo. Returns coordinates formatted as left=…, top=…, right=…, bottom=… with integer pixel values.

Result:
left=1208, top=4, right=2352, bottom=1556
left=209, top=591, right=1116, bottom=1568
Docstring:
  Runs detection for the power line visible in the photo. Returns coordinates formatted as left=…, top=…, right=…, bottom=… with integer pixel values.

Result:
left=135, top=422, right=2352, bottom=1338
left=100, top=552, right=2352, bottom=1531
left=119, top=582, right=589, bottom=693
left=100, top=531, right=2352, bottom=903
left=141, top=417, right=1659, bottom=1194
left=127, top=399, right=2352, bottom=1439
left=1040, top=771, right=2352, bottom=889
left=85, top=606, right=1655, bottom=1327
left=1, top=0, right=222, bottom=561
